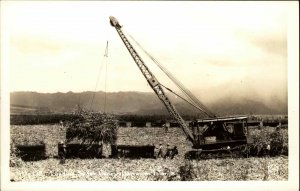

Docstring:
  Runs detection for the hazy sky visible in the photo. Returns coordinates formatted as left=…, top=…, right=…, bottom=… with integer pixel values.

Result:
left=2, top=1, right=293, bottom=102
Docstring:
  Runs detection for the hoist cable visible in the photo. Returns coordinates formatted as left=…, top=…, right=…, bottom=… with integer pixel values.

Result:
left=160, top=83, right=210, bottom=114
left=104, top=42, right=108, bottom=113
left=124, top=30, right=216, bottom=118
left=89, top=56, right=105, bottom=111
left=125, top=30, right=213, bottom=117
left=89, top=41, right=109, bottom=111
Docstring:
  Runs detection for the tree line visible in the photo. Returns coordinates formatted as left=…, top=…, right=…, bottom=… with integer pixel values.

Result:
left=10, top=114, right=200, bottom=125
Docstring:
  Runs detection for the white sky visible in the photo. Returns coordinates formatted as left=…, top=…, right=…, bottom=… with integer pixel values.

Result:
left=2, top=1, right=293, bottom=102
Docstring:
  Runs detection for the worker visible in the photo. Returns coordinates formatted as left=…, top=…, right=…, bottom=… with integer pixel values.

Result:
left=58, top=141, right=66, bottom=164
left=59, top=120, right=64, bottom=127
left=154, top=144, right=159, bottom=158
left=157, top=143, right=163, bottom=158
left=266, top=144, right=271, bottom=156
left=163, top=123, right=169, bottom=133
left=170, top=146, right=178, bottom=159
left=164, top=144, right=171, bottom=159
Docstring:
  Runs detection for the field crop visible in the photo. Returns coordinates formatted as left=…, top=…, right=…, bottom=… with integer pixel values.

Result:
left=10, top=114, right=79, bottom=125
left=186, top=157, right=288, bottom=181
left=10, top=124, right=288, bottom=181
left=248, top=126, right=288, bottom=156
left=10, top=157, right=288, bottom=181
left=117, top=127, right=193, bottom=158
left=11, top=125, right=66, bottom=157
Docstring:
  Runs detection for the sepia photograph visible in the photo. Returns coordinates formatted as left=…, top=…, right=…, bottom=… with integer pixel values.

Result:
left=1, top=1, right=299, bottom=191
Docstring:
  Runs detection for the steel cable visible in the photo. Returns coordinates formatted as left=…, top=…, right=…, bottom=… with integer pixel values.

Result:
left=124, top=30, right=216, bottom=118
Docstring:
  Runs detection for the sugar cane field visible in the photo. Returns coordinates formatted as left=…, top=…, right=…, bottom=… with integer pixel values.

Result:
left=10, top=121, right=288, bottom=181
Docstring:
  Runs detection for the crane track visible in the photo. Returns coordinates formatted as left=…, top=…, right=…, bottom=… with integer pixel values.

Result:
left=185, top=145, right=249, bottom=160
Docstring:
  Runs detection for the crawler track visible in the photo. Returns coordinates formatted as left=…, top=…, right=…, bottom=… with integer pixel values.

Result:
left=185, top=145, right=249, bottom=160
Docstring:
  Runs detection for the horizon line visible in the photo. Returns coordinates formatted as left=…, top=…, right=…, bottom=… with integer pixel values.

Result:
left=10, top=90, right=154, bottom=94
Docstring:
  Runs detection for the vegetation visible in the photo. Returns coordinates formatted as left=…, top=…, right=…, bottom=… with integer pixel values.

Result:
left=10, top=113, right=288, bottom=126
left=10, top=144, right=23, bottom=168
left=65, top=109, right=118, bottom=145
left=248, top=126, right=288, bottom=156
left=10, top=118, right=288, bottom=181
left=182, top=157, right=288, bottom=181
left=10, top=114, right=79, bottom=125
left=11, top=125, right=66, bottom=157
left=10, top=114, right=197, bottom=125
left=11, top=125, right=288, bottom=158
left=10, top=157, right=287, bottom=181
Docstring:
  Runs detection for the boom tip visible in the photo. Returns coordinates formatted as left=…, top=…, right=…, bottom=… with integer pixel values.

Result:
left=109, top=16, right=122, bottom=28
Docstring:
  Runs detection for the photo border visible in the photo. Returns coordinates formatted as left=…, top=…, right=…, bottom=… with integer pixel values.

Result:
left=1, top=1, right=299, bottom=191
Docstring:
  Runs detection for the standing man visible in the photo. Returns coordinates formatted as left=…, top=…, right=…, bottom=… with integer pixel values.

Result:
left=157, top=143, right=163, bottom=158
left=164, top=144, right=171, bottom=159
left=59, top=120, right=64, bottom=127
left=58, top=141, right=66, bottom=164
left=170, top=146, right=178, bottom=159
left=163, top=123, right=169, bottom=133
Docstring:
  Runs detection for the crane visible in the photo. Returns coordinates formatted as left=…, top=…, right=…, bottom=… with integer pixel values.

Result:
left=109, top=16, right=250, bottom=158
left=109, top=16, right=195, bottom=142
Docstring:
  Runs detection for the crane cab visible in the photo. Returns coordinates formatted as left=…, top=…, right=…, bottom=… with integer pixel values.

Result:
left=185, top=116, right=251, bottom=159
left=191, top=116, right=250, bottom=150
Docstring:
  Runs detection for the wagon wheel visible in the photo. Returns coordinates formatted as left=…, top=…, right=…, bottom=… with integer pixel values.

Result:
left=195, top=150, right=202, bottom=159
left=216, top=151, right=224, bottom=158
left=206, top=152, right=214, bottom=159
left=184, top=151, right=192, bottom=160
left=117, top=149, right=122, bottom=158
left=240, top=145, right=249, bottom=157
left=223, top=150, right=231, bottom=158
left=231, top=150, right=240, bottom=158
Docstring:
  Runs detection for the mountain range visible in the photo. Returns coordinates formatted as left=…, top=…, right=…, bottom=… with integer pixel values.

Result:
left=10, top=91, right=287, bottom=116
